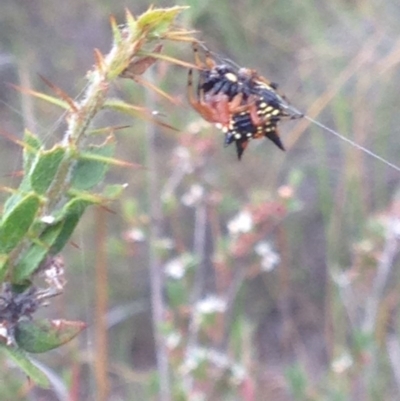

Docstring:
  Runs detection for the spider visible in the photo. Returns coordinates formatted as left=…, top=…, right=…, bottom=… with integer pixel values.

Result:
left=187, top=43, right=303, bottom=159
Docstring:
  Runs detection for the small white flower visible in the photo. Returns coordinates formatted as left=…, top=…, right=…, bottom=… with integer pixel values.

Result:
left=227, top=210, right=253, bottom=235
left=331, top=271, right=352, bottom=288
left=331, top=353, right=353, bottom=373
left=180, top=346, right=246, bottom=385
left=181, top=184, right=204, bottom=207
left=174, top=146, right=194, bottom=174
left=165, top=258, right=186, bottom=280
left=179, top=346, right=206, bottom=374
left=166, top=332, right=181, bottom=350
left=278, top=185, right=294, bottom=199
left=125, top=228, right=146, bottom=242
left=196, top=295, right=227, bottom=314
left=175, top=146, right=190, bottom=159
left=164, top=254, right=194, bottom=279
left=255, top=241, right=280, bottom=271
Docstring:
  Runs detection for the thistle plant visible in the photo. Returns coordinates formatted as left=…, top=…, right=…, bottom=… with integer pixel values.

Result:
left=0, top=6, right=194, bottom=387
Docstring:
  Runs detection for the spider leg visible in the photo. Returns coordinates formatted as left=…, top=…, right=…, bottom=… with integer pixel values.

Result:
left=204, top=49, right=216, bottom=69
left=197, top=70, right=206, bottom=98
left=187, top=69, right=213, bottom=122
left=227, top=92, right=244, bottom=111
left=192, top=42, right=205, bottom=69
left=187, top=68, right=197, bottom=108
left=208, top=93, right=232, bottom=126
left=226, top=93, right=261, bottom=126
left=189, top=70, right=232, bottom=124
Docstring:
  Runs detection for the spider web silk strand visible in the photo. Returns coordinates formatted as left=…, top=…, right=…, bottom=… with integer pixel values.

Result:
left=304, top=115, right=400, bottom=173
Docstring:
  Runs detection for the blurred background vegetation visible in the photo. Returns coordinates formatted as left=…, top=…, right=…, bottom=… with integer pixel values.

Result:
left=1, top=0, right=400, bottom=400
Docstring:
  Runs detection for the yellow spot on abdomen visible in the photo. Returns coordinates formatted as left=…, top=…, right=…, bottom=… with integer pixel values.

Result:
left=225, top=72, right=238, bottom=82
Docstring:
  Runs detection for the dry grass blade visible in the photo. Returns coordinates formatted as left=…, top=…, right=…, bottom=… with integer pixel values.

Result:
left=0, top=186, right=18, bottom=195
left=133, top=75, right=180, bottom=105
left=162, top=30, right=199, bottom=42
left=38, top=74, right=79, bottom=113
left=105, top=99, right=179, bottom=131
left=120, top=44, right=163, bottom=77
left=7, top=83, right=69, bottom=110
left=137, top=51, right=199, bottom=70
left=376, top=37, right=400, bottom=75
left=0, top=129, right=27, bottom=149
left=88, top=125, right=131, bottom=136
left=132, top=111, right=179, bottom=131
left=78, top=153, right=142, bottom=169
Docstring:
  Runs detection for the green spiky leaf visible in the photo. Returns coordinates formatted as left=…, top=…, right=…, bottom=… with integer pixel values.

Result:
left=15, top=319, right=86, bottom=353
left=0, top=255, right=9, bottom=282
left=136, top=6, right=188, bottom=38
left=104, top=98, right=147, bottom=116
left=12, top=222, right=64, bottom=283
left=0, top=343, right=50, bottom=388
left=50, top=198, right=93, bottom=254
left=0, top=193, right=41, bottom=254
left=23, top=129, right=42, bottom=173
left=102, top=183, right=127, bottom=200
left=71, top=136, right=115, bottom=190
left=125, top=9, right=137, bottom=31
left=26, top=90, right=69, bottom=110
left=87, top=125, right=130, bottom=136
left=3, top=130, right=43, bottom=213
left=110, top=15, right=122, bottom=44
left=2, top=193, right=24, bottom=218
left=30, top=146, right=67, bottom=195
left=105, top=98, right=177, bottom=131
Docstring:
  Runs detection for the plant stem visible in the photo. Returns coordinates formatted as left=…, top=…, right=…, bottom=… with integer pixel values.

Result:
left=145, top=68, right=171, bottom=401
left=94, top=207, right=109, bottom=401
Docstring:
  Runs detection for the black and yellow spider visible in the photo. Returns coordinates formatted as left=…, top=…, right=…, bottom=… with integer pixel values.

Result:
left=187, top=43, right=303, bottom=159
